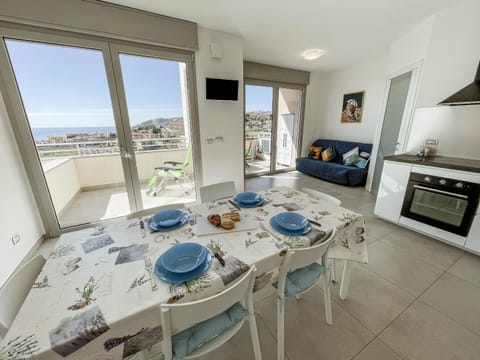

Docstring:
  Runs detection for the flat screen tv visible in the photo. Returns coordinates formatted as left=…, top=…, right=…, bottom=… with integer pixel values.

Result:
left=206, top=78, right=239, bottom=101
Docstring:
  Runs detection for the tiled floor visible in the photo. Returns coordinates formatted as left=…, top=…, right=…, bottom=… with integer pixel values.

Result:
left=39, top=171, right=480, bottom=360
left=195, top=171, right=480, bottom=360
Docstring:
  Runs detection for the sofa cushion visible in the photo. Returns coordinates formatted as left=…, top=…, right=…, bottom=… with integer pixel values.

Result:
left=312, top=139, right=372, bottom=164
left=344, top=154, right=359, bottom=166
left=321, top=146, right=336, bottom=161
left=308, top=145, right=323, bottom=160
left=355, top=157, right=370, bottom=169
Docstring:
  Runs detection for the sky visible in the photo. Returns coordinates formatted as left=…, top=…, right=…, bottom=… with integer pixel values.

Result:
left=5, top=39, right=272, bottom=129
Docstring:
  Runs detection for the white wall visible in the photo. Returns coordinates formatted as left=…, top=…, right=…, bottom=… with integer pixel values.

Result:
left=0, top=94, right=44, bottom=288
left=406, top=106, right=480, bottom=159
left=396, top=0, right=480, bottom=160
left=305, top=57, right=388, bottom=147
left=416, top=0, right=480, bottom=108
left=195, top=27, right=245, bottom=191
left=387, top=16, right=434, bottom=75
left=303, top=72, right=327, bottom=155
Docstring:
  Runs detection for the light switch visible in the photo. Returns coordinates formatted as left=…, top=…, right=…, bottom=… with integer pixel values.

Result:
left=206, top=138, right=214, bottom=144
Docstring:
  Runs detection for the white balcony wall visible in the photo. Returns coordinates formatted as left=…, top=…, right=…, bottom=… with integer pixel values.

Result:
left=44, top=149, right=189, bottom=215
left=43, top=159, right=81, bottom=215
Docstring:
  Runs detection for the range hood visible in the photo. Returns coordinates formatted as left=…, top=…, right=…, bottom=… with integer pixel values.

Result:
left=438, top=61, right=480, bottom=106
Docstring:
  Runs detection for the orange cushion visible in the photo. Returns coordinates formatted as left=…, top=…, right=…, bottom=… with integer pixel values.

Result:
left=308, top=146, right=323, bottom=160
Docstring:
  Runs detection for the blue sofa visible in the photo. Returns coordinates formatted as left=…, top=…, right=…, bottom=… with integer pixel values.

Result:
left=296, top=139, right=372, bottom=186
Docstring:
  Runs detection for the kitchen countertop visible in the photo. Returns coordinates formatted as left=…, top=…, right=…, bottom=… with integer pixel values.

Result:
left=384, top=154, right=480, bottom=173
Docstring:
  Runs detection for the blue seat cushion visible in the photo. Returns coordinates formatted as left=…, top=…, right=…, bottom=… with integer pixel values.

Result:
left=172, top=302, right=246, bottom=358
left=275, top=263, right=325, bottom=298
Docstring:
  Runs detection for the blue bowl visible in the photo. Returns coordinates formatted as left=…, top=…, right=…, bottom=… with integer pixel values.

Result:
left=154, top=253, right=212, bottom=284
left=234, top=192, right=263, bottom=205
left=160, top=243, right=208, bottom=274
left=150, top=209, right=184, bottom=228
left=270, top=216, right=312, bottom=236
left=148, top=212, right=189, bottom=232
left=271, top=212, right=309, bottom=231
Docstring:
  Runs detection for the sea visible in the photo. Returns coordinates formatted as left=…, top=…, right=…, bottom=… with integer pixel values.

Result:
left=32, top=127, right=116, bottom=141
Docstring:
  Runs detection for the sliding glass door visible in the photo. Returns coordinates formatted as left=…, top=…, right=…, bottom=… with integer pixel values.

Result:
left=0, top=27, right=199, bottom=234
left=244, top=81, right=304, bottom=176
left=244, top=84, right=273, bottom=176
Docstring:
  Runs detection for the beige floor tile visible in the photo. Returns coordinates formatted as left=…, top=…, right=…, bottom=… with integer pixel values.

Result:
left=420, top=272, right=480, bottom=336
left=364, top=217, right=399, bottom=243
left=448, top=252, right=480, bottom=287
left=353, top=338, right=404, bottom=360
left=194, top=316, right=281, bottom=360
left=255, top=285, right=374, bottom=360
left=332, top=263, right=414, bottom=334
left=366, top=240, right=444, bottom=296
left=380, top=300, right=480, bottom=360
left=380, top=228, right=464, bottom=269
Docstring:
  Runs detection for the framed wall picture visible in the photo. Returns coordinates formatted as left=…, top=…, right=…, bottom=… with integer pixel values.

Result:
left=341, top=91, right=364, bottom=123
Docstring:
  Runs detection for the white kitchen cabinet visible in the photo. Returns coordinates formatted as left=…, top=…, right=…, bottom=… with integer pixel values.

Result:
left=374, top=161, right=412, bottom=222
left=465, top=216, right=480, bottom=254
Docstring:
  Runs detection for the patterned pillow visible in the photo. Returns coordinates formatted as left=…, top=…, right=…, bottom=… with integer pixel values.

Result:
left=344, top=154, right=359, bottom=166
left=355, top=157, right=370, bottom=169
left=308, top=145, right=323, bottom=160
left=321, top=146, right=336, bottom=162
left=342, top=147, right=359, bottom=165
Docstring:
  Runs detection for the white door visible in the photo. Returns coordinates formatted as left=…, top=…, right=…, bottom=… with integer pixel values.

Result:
left=370, top=62, right=422, bottom=195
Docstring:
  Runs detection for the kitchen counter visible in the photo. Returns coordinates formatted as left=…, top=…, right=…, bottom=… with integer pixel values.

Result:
left=384, top=154, right=480, bottom=173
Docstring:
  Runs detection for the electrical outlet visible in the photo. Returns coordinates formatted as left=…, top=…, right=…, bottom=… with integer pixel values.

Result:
left=11, top=234, right=20, bottom=246
left=425, top=138, right=439, bottom=145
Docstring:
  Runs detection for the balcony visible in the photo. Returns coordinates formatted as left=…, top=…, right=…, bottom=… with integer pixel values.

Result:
left=39, top=137, right=195, bottom=228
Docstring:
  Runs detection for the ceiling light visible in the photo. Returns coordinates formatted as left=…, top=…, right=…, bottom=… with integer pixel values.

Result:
left=302, top=49, right=326, bottom=60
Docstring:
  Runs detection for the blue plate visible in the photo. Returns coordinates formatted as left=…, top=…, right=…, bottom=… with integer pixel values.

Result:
left=234, top=192, right=263, bottom=205
left=270, top=216, right=312, bottom=236
left=150, top=209, right=184, bottom=228
left=160, top=243, right=208, bottom=274
left=232, top=199, right=264, bottom=208
left=148, top=212, right=189, bottom=232
left=272, top=212, right=309, bottom=231
left=154, top=253, right=212, bottom=283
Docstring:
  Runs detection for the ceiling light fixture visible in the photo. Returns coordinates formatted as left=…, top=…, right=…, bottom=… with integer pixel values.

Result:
left=302, top=49, right=326, bottom=60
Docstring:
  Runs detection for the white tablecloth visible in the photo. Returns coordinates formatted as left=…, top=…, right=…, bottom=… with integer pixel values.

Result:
left=0, top=186, right=367, bottom=360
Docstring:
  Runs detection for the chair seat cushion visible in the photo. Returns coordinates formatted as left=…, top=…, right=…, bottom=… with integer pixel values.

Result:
left=279, top=263, right=325, bottom=298
left=172, top=302, right=246, bottom=358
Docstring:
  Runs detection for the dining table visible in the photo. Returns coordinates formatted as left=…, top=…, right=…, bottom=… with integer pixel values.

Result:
left=0, top=186, right=368, bottom=360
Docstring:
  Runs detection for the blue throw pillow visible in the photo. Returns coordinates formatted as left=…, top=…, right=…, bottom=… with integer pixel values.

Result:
left=172, top=302, right=246, bottom=358
left=355, top=157, right=370, bottom=169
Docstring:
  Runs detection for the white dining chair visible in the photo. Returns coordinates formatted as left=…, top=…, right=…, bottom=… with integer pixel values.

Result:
left=301, top=187, right=344, bottom=283
left=159, top=266, right=262, bottom=360
left=301, top=187, right=342, bottom=206
left=275, top=229, right=336, bottom=360
left=126, top=203, right=186, bottom=220
left=0, top=254, right=45, bottom=339
left=199, top=181, right=236, bottom=203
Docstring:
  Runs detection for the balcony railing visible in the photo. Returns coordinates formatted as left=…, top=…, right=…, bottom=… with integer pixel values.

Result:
left=36, top=136, right=187, bottom=159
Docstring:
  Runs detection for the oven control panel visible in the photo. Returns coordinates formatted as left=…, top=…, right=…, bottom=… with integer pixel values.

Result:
left=418, top=173, right=473, bottom=190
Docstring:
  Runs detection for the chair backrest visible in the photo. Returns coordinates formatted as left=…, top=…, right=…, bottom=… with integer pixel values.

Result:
left=126, top=203, right=186, bottom=220
left=160, top=266, right=256, bottom=335
left=0, top=255, right=45, bottom=338
left=301, top=187, right=342, bottom=206
left=182, top=141, right=193, bottom=170
left=277, top=229, right=336, bottom=294
left=199, top=181, right=236, bottom=203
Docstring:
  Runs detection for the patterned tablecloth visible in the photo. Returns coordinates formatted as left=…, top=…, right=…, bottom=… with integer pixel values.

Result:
left=0, top=187, right=367, bottom=360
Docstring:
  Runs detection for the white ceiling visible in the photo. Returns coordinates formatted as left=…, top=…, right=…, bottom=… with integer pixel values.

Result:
left=106, top=0, right=464, bottom=72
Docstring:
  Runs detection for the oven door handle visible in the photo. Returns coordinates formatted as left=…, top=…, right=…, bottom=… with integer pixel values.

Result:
left=413, top=185, right=469, bottom=199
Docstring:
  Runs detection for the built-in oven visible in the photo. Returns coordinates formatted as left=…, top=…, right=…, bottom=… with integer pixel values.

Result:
left=401, top=172, right=480, bottom=236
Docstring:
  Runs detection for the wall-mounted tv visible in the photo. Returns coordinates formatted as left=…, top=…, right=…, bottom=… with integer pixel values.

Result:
left=206, top=77, right=239, bottom=101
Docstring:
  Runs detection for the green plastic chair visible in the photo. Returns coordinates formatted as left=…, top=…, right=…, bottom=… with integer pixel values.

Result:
left=145, top=142, right=193, bottom=196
